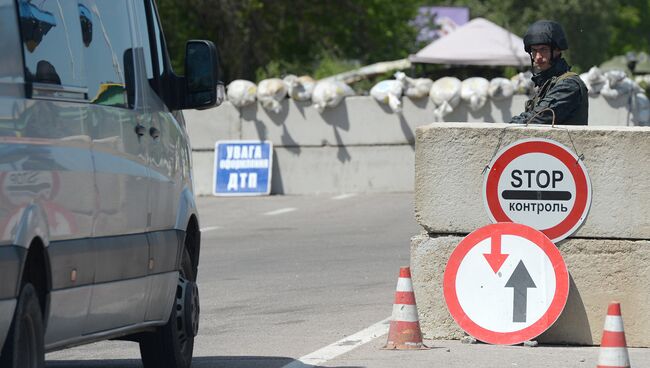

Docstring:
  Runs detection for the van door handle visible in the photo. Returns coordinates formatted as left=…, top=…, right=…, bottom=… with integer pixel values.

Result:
left=149, top=127, right=160, bottom=139
left=134, top=124, right=146, bottom=136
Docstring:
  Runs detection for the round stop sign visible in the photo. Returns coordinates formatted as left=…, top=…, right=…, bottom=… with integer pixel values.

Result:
left=483, top=138, right=591, bottom=243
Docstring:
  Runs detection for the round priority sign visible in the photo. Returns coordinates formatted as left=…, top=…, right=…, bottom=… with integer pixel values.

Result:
left=483, top=138, right=591, bottom=243
left=443, top=223, right=569, bottom=345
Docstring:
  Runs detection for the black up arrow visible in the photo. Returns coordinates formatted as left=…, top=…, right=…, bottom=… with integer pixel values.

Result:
left=505, top=260, right=537, bottom=323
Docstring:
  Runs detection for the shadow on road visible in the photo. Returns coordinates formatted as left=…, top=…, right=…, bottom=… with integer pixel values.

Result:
left=46, top=356, right=364, bottom=368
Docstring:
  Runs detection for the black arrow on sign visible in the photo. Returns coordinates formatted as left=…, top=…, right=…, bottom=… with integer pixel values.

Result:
left=505, top=260, right=537, bottom=323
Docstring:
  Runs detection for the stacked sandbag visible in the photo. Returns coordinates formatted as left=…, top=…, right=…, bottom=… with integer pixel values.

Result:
left=370, top=79, right=404, bottom=113
left=257, top=78, right=287, bottom=113
left=311, top=80, right=355, bottom=113
left=488, top=77, right=515, bottom=101
left=633, top=92, right=650, bottom=125
left=600, top=70, right=641, bottom=99
left=634, top=74, right=650, bottom=91
left=461, top=77, right=489, bottom=111
left=580, top=67, right=607, bottom=96
left=226, top=80, right=257, bottom=107
left=394, top=71, right=433, bottom=99
left=429, top=77, right=462, bottom=121
left=283, top=74, right=316, bottom=101
left=511, top=71, right=534, bottom=96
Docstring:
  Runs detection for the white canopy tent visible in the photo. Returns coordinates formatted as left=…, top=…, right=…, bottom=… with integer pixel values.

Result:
left=409, top=17, right=530, bottom=67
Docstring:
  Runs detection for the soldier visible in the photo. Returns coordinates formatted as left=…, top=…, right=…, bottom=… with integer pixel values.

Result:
left=510, top=20, right=588, bottom=125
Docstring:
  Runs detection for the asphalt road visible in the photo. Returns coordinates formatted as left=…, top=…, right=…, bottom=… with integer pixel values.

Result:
left=44, top=192, right=650, bottom=367
left=46, top=192, right=420, bottom=367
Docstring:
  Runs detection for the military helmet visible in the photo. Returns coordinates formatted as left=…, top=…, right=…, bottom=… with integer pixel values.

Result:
left=523, top=20, right=568, bottom=52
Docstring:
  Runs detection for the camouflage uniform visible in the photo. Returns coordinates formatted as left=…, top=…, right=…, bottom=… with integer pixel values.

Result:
left=510, top=20, right=589, bottom=125
left=510, top=58, right=588, bottom=125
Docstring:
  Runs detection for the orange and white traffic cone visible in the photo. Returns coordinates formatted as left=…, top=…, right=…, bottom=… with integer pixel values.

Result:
left=597, top=302, right=631, bottom=368
left=382, top=267, right=429, bottom=350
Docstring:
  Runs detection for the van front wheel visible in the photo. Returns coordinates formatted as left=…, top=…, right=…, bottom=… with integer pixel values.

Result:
left=139, top=249, right=199, bottom=368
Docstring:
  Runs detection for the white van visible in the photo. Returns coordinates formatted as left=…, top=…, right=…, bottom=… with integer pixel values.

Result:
left=0, top=0, right=221, bottom=367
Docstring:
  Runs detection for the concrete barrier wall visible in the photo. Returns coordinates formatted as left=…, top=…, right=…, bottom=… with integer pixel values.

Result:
left=184, top=94, right=644, bottom=195
left=414, top=123, right=650, bottom=239
left=192, top=145, right=415, bottom=196
left=412, top=123, right=650, bottom=346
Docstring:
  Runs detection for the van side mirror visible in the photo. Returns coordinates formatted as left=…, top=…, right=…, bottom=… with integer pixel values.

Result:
left=184, top=40, right=224, bottom=109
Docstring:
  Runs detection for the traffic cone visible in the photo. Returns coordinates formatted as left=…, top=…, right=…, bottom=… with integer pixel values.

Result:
left=382, top=267, right=429, bottom=350
left=597, top=302, right=631, bottom=368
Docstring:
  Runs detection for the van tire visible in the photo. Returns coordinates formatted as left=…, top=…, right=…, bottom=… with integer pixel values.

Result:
left=139, top=248, right=198, bottom=368
left=0, top=283, right=45, bottom=368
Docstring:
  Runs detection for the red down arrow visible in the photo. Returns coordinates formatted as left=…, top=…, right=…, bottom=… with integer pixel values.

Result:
left=483, top=234, right=509, bottom=273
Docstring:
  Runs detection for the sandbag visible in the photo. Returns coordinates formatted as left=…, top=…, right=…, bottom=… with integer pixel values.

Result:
left=394, top=71, right=432, bottom=99
left=282, top=74, right=298, bottom=94
left=511, top=71, right=534, bottom=96
left=433, top=100, right=454, bottom=122
left=311, top=80, right=355, bottom=113
left=257, top=78, right=287, bottom=113
left=284, top=75, right=316, bottom=101
left=633, top=92, right=650, bottom=125
left=461, top=77, right=489, bottom=111
left=601, top=70, right=640, bottom=99
left=579, top=66, right=606, bottom=96
left=634, top=74, right=650, bottom=90
left=488, top=77, right=514, bottom=101
left=429, top=77, right=461, bottom=109
left=370, top=79, right=403, bottom=113
left=226, top=79, right=257, bottom=107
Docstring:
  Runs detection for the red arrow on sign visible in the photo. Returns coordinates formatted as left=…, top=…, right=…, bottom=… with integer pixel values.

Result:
left=483, top=233, right=509, bottom=273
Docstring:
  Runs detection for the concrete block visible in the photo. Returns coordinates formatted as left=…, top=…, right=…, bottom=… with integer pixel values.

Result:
left=270, top=145, right=415, bottom=194
left=240, top=99, right=338, bottom=146
left=192, top=144, right=415, bottom=196
left=183, top=94, right=641, bottom=196
left=181, top=95, right=637, bottom=147
left=182, top=95, right=638, bottom=151
left=442, top=96, right=526, bottom=123
left=442, top=94, right=634, bottom=126
left=410, top=234, right=650, bottom=347
left=191, top=151, right=216, bottom=196
left=410, top=234, right=465, bottom=341
left=237, top=95, right=634, bottom=146
left=240, top=96, right=431, bottom=147
left=414, top=123, right=650, bottom=240
left=588, top=94, right=635, bottom=127
left=184, top=102, right=241, bottom=149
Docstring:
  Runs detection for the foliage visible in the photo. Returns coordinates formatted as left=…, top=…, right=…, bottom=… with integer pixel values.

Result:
left=156, top=0, right=650, bottom=83
left=443, top=0, right=650, bottom=72
left=157, top=0, right=421, bottom=83
left=155, top=0, right=201, bottom=75
left=608, top=1, right=650, bottom=56
left=312, top=54, right=362, bottom=81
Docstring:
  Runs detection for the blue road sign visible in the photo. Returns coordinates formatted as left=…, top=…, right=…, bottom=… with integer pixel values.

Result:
left=213, top=140, right=273, bottom=196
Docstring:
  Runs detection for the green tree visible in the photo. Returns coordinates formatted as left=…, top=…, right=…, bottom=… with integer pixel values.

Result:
left=156, top=0, right=650, bottom=82
left=607, top=0, right=650, bottom=56
left=155, top=0, right=201, bottom=73
left=442, top=0, right=616, bottom=72
left=443, top=0, right=649, bottom=72
left=156, top=0, right=421, bottom=82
